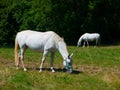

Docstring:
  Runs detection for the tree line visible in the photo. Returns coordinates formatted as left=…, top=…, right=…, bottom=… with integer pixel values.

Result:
left=0, top=0, right=120, bottom=46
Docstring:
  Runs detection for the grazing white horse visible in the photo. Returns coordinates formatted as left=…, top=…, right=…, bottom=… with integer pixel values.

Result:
left=77, top=33, right=100, bottom=47
left=15, top=30, right=73, bottom=73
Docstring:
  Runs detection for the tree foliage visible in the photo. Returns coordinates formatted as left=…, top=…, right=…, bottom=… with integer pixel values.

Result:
left=0, top=0, right=120, bottom=46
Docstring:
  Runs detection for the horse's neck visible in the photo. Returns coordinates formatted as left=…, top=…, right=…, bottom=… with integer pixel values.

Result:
left=79, top=36, right=83, bottom=42
left=57, top=41, right=69, bottom=60
left=53, top=33, right=69, bottom=59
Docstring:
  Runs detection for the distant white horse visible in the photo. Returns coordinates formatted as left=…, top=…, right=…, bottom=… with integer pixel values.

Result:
left=77, top=33, right=100, bottom=47
left=15, top=30, right=73, bottom=73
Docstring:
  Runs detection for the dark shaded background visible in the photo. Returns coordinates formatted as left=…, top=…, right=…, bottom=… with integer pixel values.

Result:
left=0, top=0, right=120, bottom=46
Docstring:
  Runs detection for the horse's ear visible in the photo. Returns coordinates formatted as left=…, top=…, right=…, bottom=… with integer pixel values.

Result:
left=70, top=53, right=73, bottom=57
left=68, top=53, right=73, bottom=58
left=62, top=37, right=64, bottom=40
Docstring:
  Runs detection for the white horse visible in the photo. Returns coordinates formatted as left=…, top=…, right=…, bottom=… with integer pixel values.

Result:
left=15, top=30, right=73, bottom=73
left=77, top=33, right=100, bottom=47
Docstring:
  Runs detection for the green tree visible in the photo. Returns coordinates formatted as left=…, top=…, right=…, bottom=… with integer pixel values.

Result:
left=0, top=0, right=120, bottom=46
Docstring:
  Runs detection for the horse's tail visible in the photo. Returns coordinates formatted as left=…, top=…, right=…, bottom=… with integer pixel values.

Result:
left=14, top=37, right=19, bottom=66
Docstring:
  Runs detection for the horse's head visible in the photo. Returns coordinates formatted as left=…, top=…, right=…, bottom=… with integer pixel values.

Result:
left=63, top=53, right=73, bottom=73
left=77, top=37, right=83, bottom=47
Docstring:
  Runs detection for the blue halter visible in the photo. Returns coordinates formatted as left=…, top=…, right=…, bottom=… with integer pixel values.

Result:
left=64, top=59, right=72, bottom=69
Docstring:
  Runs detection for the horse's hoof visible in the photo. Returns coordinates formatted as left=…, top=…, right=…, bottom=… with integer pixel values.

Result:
left=39, top=70, right=42, bottom=73
left=24, top=68, right=27, bottom=71
left=16, top=67, right=19, bottom=70
left=52, top=70, right=55, bottom=73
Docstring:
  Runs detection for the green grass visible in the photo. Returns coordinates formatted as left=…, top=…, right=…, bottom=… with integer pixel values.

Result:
left=0, top=46, right=120, bottom=90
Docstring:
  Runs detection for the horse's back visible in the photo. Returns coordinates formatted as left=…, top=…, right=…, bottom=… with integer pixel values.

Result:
left=16, top=30, right=56, bottom=39
left=15, top=30, right=61, bottom=51
left=93, top=33, right=100, bottom=38
left=84, top=33, right=100, bottom=37
left=17, top=30, right=55, bottom=36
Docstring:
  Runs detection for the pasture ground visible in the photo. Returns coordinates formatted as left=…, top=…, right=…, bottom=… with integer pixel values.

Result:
left=0, top=46, right=120, bottom=90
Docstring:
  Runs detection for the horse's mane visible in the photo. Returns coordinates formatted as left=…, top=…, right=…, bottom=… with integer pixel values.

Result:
left=53, top=32, right=63, bottom=42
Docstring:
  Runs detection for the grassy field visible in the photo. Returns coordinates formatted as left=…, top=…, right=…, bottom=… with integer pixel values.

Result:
left=0, top=46, right=120, bottom=90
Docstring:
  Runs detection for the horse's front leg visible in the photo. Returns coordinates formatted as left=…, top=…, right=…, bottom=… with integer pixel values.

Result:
left=83, top=41, right=86, bottom=48
left=50, top=52, right=55, bottom=72
left=86, top=41, right=89, bottom=47
left=39, top=51, right=48, bottom=72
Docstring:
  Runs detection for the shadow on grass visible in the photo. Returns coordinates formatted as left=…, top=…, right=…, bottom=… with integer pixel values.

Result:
left=14, top=66, right=82, bottom=74
left=34, top=68, right=82, bottom=74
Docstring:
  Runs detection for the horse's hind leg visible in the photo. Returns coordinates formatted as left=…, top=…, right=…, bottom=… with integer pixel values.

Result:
left=20, top=48, right=27, bottom=71
left=39, top=51, right=48, bottom=72
left=94, top=39, right=98, bottom=47
left=16, top=52, right=21, bottom=69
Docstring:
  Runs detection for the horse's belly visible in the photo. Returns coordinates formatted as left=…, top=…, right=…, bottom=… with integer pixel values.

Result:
left=27, top=43, right=56, bottom=52
left=26, top=39, right=45, bottom=51
left=28, top=45, right=44, bottom=51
